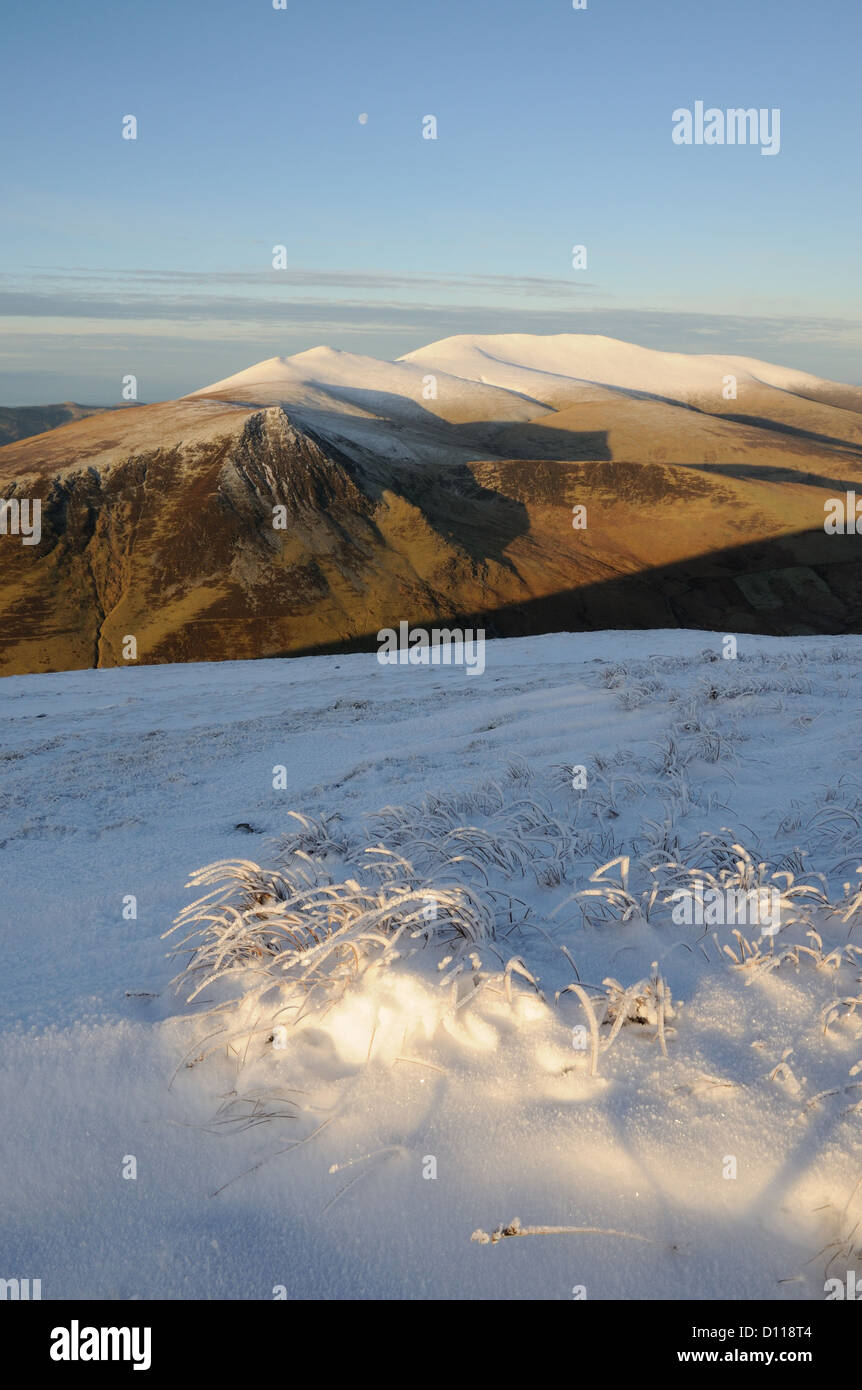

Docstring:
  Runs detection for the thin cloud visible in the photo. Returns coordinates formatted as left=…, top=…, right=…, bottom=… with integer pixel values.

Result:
left=1, top=290, right=860, bottom=353
left=5, top=266, right=597, bottom=297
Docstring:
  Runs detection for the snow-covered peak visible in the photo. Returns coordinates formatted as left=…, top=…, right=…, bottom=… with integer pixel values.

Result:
left=189, top=332, right=852, bottom=422
left=398, top=332, right=831, bottom=404
left=186, top=345, right=551, bottom=424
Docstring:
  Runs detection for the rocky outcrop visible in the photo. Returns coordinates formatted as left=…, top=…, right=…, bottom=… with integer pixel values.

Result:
left=1, top=384, right=862, bottom=677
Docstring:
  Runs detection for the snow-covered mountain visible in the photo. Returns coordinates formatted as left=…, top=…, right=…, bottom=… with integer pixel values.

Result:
left=400, top=332, right=858, bottom=405
left=190, top=345, right=550, bottom=423
left=193, top=333, right=862, bottom=430
left=1, top=333, right=861, bottom=677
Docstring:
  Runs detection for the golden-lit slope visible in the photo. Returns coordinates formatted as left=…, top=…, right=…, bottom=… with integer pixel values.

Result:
left=1, top=335, right=861, bottom=675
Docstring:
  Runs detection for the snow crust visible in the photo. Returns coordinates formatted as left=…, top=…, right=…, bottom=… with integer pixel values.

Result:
left=1, top=630, right=861, bottom=1299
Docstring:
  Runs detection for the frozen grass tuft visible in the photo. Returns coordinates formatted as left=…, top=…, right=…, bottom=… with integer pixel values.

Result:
left=163, top=848, right=500, bottom=1071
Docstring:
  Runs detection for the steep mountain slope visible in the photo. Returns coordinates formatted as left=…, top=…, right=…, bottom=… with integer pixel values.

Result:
left=1, top=334, right=861, bottom=676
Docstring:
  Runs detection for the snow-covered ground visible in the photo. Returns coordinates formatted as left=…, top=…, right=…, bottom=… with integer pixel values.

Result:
left=1, top=630, right=861, bottom=1300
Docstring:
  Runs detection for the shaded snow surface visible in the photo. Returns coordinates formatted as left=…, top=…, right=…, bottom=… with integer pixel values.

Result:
left=1, top=630, right=861, bottom=1299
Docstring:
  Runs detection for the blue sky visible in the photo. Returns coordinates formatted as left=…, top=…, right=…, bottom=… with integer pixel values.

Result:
left=1, top=0, right=859, bottom=403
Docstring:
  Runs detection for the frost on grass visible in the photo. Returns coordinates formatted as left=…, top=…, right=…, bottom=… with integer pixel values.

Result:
left=166, top=748, right=862, bottom=1104
left=166, top=700, right=862, bottom=1077
left=163, top=853, right=500, bottom=1071
left=162, top=644, right=862, bottom=1284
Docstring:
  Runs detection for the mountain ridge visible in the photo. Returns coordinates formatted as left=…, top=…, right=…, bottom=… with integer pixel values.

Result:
left=2, top=333, right=861, bottom=676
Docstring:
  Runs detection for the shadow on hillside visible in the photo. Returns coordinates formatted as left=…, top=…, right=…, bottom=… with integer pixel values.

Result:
left=297, top=388, right=613, bottom=464
left=298, top=392, right=611, bottom=567
left=686, top=462, right=862, bottom=493
left=716, top=411, right=862, bottom=454
left=525, top=380, right=862, bottom=455
left=281, top=525, right=862, bottom=659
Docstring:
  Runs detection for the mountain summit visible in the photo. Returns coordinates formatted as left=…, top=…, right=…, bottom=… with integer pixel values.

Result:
left=2, top=334, right=861, bottom=675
